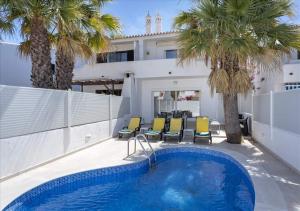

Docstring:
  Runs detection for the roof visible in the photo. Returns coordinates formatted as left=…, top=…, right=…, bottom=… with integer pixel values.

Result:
left=112, top=31, right=179, bottom=40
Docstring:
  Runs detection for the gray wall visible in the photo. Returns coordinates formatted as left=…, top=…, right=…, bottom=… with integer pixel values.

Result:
left=0, top=42, right=31, bottom=87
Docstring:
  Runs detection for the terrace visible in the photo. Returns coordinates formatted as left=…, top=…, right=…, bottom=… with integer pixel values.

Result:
left=1, top=0, right=300, bottom=210
left=1, top=136, right=300, bottom=210
left=0, top=85, right=299, bottom=210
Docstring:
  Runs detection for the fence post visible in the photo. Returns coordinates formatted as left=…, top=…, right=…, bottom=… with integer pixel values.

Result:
left=63, top=89, right=72, bottom=153
left=67, top=89, right=72, bottom=127
left=251, top=91, right=254, bottom=118
left=270, top=91, right=273, bottom=141
left=109, top=95, right=112, bottom=137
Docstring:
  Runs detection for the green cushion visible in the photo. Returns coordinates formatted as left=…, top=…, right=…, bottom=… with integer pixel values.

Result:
left=195, top=132, right=210, bottom=137
left=144, top=130, right=161, bottom=136
left=119, top=129, right=134, bottom=134
left=164, top=131, right=180, bottom=136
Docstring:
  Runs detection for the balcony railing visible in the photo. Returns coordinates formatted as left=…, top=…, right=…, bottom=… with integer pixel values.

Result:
left=74, top=58, right=211, bottom=81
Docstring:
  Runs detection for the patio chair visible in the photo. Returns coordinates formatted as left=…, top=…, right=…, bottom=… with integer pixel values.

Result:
left=118, top=117, right=141, bottom=139
left=144, top=118, right=166, bottom=140
left=163, top=118, right=183, bottom=142
left=193, top=116, right=212, bottom=144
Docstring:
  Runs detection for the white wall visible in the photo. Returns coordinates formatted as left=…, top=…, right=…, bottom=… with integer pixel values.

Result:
left=0, top=118, right=127, bottom=179
left=138, top=77, right=223, bottom=123
left=74, top=58, right=211, bottom=81
left=253, top=70, right=284, bottom=94
left=144, top=39, right=177, bottom=60
left=252, top=90, right=300, bottom=172
left=0, top=86, right=131, bottom=179
left=0, top=42, right=31, bottom=87
left=238, top=92, right=253, bottom=114
left=0, top=42, right=87, bottom=88
left=283, top=63, right=300, bottom=83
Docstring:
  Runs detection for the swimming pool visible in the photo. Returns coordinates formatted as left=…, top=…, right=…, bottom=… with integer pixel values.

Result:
left=4, top=147, right=255, bottom=211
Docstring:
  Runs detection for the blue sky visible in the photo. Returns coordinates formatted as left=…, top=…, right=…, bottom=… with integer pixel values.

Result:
left=102, top=0, right=192, bottom=35
left=2, top=0, right=300, bottom=43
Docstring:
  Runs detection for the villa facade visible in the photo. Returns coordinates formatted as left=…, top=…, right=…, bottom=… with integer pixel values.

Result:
left=1, top=14, right=299, bottom=125
left=72, top=14, right=300, bottom=124
left=73, top=30, right=224, bottom=123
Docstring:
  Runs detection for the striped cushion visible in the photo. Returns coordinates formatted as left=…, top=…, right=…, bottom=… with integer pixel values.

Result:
left=195, top=132, right=210, bottom=137
left=144, top=130, right=161, bottom=136
left=119, top=129, right=134, bottom=134
left=164, top=131, right=180, bottom=136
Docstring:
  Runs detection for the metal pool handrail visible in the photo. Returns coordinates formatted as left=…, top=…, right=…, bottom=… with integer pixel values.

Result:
left=127, top=134, right=156, bottom=166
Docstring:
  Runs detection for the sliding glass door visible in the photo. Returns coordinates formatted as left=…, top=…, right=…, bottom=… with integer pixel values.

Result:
left=153, top=90, right=200, bottom=117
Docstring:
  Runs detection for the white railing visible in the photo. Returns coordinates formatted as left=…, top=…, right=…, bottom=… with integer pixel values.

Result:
left=252, top=89, right=300, bottom=172
left=73, top=58, right=211, bottom=81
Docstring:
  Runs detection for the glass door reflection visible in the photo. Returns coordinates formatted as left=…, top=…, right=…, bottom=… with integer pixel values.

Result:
left=154, top=90, right=200, bottom=117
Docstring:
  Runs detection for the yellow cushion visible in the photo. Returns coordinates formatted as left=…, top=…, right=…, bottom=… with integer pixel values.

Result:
left=169, top=118, right=182, bottom=132
left=128, top=117, right=140, bottom=130
left=196, top=117, right=209, bottom=133
left=152, top=118, right=165, bottom=131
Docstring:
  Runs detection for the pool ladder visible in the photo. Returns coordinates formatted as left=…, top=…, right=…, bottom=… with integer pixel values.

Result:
left=127, top=134, right=156, bottom=166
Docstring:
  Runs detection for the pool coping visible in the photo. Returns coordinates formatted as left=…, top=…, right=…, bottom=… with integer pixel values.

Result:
left=1, top=143, right=288, bottom=211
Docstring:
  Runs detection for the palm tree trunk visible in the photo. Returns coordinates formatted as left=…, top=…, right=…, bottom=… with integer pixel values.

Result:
left=223, top=93, right=242, bottom=144
left=30, top=17, right=53, bottom=88
left=55, top=48, right=74, bottom=90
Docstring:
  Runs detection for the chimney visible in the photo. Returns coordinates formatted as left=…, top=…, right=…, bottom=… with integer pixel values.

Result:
left=145, top=12, right=151, bottom=34
left=155, top=13, right=162, bottom=33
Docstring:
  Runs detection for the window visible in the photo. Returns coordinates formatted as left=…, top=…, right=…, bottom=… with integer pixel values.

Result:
left=96, top=53, right=108, bottom=63
left=297, top=50, right=300, bottom=60
left=96, top=50, right=134, bottom=63
left=165, top=49, right=177, bottom=59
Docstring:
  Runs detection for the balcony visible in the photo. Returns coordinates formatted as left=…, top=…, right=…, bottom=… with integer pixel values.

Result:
left=73, top=58, right=211, bottom=81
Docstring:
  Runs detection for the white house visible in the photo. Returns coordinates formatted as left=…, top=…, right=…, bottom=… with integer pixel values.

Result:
left=73, top=14, right=225, bottom=123
left=1, top=14, right=299, bottom=124
left=73, top=14, right=300, bottom=123
left=0, top=42, right=85, bottom=87
left=253, top=49, right=300, bottom=94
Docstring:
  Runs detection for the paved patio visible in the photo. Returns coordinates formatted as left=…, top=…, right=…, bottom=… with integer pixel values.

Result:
left=1, top=131, right=300, bottom=211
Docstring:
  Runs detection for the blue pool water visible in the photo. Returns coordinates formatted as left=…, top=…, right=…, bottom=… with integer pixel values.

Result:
left=5, top=148, right=255, bottom=211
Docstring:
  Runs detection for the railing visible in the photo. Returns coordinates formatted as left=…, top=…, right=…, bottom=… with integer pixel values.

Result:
left=73, top=58, right=211, bottom=81
left=126, top=134, right=156, bottom=166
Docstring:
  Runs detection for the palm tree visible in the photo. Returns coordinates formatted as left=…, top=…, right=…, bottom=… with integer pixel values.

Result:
left=0, top=0, right=13, bottom=39
left=2, top=0, right=119, bottom=90
left=2, top=0, right=54, bottom=88
left=174, top=0, right=300, bottom=144
left=53, top=0, right=119, bottom=90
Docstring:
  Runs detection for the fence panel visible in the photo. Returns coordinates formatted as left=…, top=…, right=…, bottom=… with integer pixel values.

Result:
left=71, top=92, right=110, bottom=126
left=0, top=86, right=131, bottom=138
left=253, top=94, right=270, bottom=125
left=111, top=96, right=130, bottom=119
left=238, top=92, right=252, bottom=114
left=0, top=86, right=67, bottom=138
left=273, top=90, right=300, bottom=135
